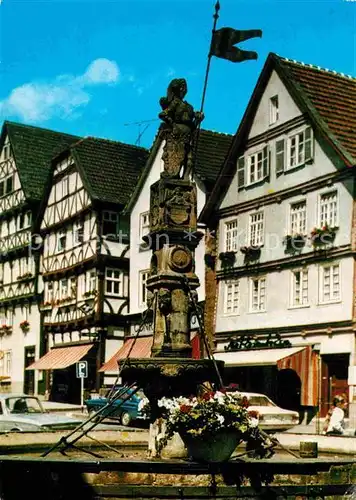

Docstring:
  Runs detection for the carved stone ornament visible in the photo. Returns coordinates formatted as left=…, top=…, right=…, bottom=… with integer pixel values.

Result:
left=169, top=246, right=192, bottom=273
left=159, top=78, right=204, bottom=180
left=166, top=186, right=193, bottom=226
left=158, top=288, right=172, bottom=316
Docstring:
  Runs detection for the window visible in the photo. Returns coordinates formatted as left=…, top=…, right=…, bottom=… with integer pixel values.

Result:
left=247, top=147, right=269, bottom=185
left=290, top=201, right=307, bottom=234
left=60, top=278, right=68, bottom=298
left=105, top=268, right=121, bottom=296
left=62, top=177, right=69, bottom=197
left=18, top=214, right=25, bottom=230
left=74, top=222, right=84, bottom=245
left=140, top=212, right=150, bottom=239
left=139, top=270, right=149, bottom=307
left=2, top=143, right=11, bottom=161
left=0, top=174, right=14, bottom=198
left=46, top=282, right=54, bottom=303
left=250, top=277, right=266, bottom=312
left=225, top=219, right=238, bottom=251
left=287, top=127, right=313, bottom=169
left=224, top=281, right=239, bottom=315
left=0, top=311, right=13, bottom=327
left=4, top=351, right=11, bottom=377
left=249, top=212, right=264, bottom=246
left=319, top=191, right=338, bottom=228
left=57, top=230, right=66, bottom=252
left=87, top=270, right=96, bottom=292
left=291, top=270, right=308, bottom=307
left=102, top=211, right=118, bottom=237
left=269, top=95, right=279, bottom=124
left=320, top=264, right=340, bottom=303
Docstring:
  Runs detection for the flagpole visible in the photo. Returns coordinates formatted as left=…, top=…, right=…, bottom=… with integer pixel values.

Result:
left=190, top=1, right=220, bottom=180
left=199, top=0, right=220, bottom=115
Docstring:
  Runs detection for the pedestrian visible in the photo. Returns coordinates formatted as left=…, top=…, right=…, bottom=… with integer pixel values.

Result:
left=322, top=395, right=347, bottom=436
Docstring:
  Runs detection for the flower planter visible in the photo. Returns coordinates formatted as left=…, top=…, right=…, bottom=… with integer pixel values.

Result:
left=284, top=235, right=305, bottom=251
left=240, top=246, right=261, bottom=262
left=180, top=430, right=242, bottom=463
left=218, top=252, right=236, bottom=268
left=311, top=226, right=337, bottom=247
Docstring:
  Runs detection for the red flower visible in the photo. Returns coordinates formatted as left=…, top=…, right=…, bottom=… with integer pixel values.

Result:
left=322, top=226, right=327, bottom=231
left=180, top=404, right=192, bottom=414
left=248, top=410, right=259, bottom=419
left=202, top=391, right=214, bottom=401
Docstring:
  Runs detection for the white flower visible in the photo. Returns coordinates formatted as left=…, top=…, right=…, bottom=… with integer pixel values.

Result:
left=217, top=414, right=225, bottom=425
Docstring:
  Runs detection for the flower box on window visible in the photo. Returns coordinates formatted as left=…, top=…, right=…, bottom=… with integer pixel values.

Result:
left=218, top=251, right=236, bottom=267
left=240, top=245, right=262, bottom=261
left=83, top=290, right=97, bottom=299
left=20, top=320, right=30, bottom=333
left=311, top=225, right=338, bottom=247
left=283, top=234, right=306, bottom=251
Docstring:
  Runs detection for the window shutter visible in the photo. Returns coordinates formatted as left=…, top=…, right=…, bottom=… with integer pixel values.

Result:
left=237, top=156, right=245, bottom=189
left=263, top=146, right=269, bottom=178
left=275, top=139, right=285, bottom=175
left=304, top=127, right=314, bottom=163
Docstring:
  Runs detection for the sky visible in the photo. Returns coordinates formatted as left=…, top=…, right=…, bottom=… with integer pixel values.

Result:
left=0, top=0, right=355, bottom=149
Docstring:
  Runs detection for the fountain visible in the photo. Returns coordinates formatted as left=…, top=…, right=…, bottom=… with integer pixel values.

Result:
left=119, top=78, right=224, bottom=455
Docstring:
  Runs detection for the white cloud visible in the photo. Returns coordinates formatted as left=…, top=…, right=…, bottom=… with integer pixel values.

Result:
left=81, top=58, right=120, bottom=85
left=0, top=58, right=120, bottom=123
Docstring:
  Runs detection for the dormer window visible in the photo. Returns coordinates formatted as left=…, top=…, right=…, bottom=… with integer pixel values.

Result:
left=269, top=95, right=279, bottom=125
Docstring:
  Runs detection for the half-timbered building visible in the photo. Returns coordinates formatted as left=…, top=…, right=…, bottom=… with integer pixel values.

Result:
left=0, top=121, right=79, bottom=394
left=29, top=137, right=148, bottom=403
left=100, top=128, right=232, bottom=377
left=201, top=53, right=356, bottom=421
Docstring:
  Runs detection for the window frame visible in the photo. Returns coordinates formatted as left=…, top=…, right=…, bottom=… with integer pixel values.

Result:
left=139, top=270, right=150, bottom=307
left=139, top=212, right=150, bottom=239
left=248, top=211, right=264, bottom=247
left=319, top=263, right=341, bottom=304
left=102, top=211, right=119, bottom=238
left=223, top=280, right=240, bottom=315
left=286, top=127, right=313, bottom=170
left=318, top=190, right=338, bottom=228
left=246, top=147, right=269, bottom=186
left=57, top=229, right=67, bottom=252
left=289, top=199, right=307, bottom=235
left=73, top=221, right=84, bottom=245
left=105, top=268, right=121, bottom=296
left=249, top=276, right=267, bottom=313
left=290, top=269, right=309, bottom=308
left=269, top=95, right=279, bottom=125
left=224, top=219, right=239, bottom=252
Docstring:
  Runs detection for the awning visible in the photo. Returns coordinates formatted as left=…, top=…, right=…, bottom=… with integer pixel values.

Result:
left=214, top=346, right=318, bottom=407
left=99, top=337, right=153, bottom=372
left=214, top=346, right=305, bottom=367
left=26, top=344, right=93, bottom=370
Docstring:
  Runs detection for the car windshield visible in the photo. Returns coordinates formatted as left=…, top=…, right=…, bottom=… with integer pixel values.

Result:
left=6, top=397, right=44, bottom=414
left=247, top=396, right=276, bottom=407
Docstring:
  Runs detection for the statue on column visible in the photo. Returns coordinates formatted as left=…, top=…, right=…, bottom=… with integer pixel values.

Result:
left=159, top=78, right=204, bottom=180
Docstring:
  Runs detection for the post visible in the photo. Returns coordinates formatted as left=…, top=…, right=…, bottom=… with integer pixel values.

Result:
left=81, top=376, right=84, bottom=410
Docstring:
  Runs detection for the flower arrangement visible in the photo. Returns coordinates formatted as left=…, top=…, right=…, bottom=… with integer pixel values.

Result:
left=20, top=320, right=30, bottom=333
left=154, top=390, right=272, bottom=460
left=240, top=245, right=262, bottom=262
left=0, top=325, right=12, bottom=335
left=311, top=224, right=337, bottom=246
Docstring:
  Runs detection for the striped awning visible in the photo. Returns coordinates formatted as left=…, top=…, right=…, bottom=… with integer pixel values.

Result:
left=214, top=345, right=318, bottom=407
left=26, top=344, right=93, bottom=370
left=277, top=345, right=319, bottom=407
left=99, top=337, right=153, bottom=373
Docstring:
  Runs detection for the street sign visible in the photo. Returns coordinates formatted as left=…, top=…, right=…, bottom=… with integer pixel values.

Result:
left=76, top=360, right=88, bottom=379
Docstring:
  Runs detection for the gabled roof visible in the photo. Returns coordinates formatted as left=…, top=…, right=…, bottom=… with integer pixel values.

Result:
left=69, top=137, right=149, bottom=206
left=1, top=121, right=80, bottom=202
left=125, top=127, right=233, bottom=214
left=200, top=52, right=356, bottom=222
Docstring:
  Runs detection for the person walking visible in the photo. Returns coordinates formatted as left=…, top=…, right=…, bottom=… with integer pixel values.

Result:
left=323, top=395, right=347, bottom=436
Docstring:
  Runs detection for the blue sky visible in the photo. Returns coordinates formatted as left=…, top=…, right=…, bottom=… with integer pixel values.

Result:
left=0, top=0, right=355, bottom=148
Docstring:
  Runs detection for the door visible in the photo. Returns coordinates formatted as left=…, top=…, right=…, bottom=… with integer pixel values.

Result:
left=321, top=354, right=349, bottom=417
left=24, top=346, right=36, bottom=395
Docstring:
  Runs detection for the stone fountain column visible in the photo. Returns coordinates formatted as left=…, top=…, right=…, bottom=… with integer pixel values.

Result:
left=119, top=78, right=224, bottom=456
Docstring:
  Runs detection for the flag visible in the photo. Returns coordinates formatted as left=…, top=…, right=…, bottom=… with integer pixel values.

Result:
left=210, top=28, right=262, bottom=63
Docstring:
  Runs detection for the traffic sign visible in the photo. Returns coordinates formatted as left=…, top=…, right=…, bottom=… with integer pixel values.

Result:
left=76, top=360, right=88, bottom=378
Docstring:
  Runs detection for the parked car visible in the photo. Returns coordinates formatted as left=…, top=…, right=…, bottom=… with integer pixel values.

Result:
left=0, top=394, right=83, bottom=432
left=85, top=387, right=148, bottom=426
left=227, top=390, right=300, bottom=432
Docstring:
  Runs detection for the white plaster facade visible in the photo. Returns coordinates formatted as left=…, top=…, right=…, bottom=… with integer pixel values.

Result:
left=214, top=68, right=356, bottom=407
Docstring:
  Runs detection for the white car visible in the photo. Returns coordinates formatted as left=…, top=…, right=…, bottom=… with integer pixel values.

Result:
left=228, top=391, right=300, bottom=432
left=0, top=394, right=83, bottom=432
